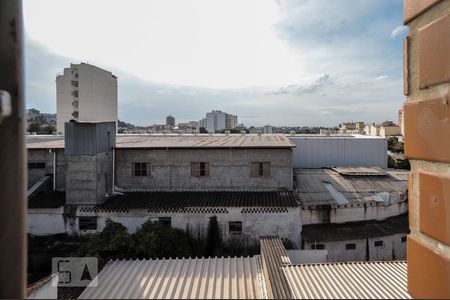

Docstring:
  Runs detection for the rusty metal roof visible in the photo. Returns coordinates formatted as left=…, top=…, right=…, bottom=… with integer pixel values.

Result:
left=294, top=168, right=408, bottom=206
left=95, top=191, right=298, bottom=212
left=78, top=257, right=265, bottom=299
left=282, top=261, right=410, bottom=299
left=26, top=134, right=295, bottom=149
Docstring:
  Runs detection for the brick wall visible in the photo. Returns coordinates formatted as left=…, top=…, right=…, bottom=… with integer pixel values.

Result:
left=403, top=0, right=450, bottom=298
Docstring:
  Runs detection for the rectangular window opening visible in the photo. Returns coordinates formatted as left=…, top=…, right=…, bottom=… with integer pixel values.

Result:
left=374, top=240, right=384, bottom=247
left=346, top=243, right=356, bottom=250
left=229, top=221, right=242, bottom=233
left=28, top=162, right=46, bottom=169
left=251, top=162, right=270, bottom=178
left=159, top=217, right=171, bottom=227
left=132, top=162, right=148, bottom=176
left=311, top=244, right=325, bottom=250
left=191, top=162, right=209, bottom=177
left=79, top=217, right=97, bottom=231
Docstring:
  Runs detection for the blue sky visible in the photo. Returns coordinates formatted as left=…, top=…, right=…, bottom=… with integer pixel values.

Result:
left=23, top=0, right=407, bottom=127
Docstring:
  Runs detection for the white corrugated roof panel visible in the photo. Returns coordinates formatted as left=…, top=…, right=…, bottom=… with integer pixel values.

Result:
left=282, top=261, right=410, bottom=299
left=78, top=256, right=265, bottom=299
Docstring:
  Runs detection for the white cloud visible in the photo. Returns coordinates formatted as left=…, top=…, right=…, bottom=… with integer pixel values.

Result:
left=390, top=25, right=408, bottom=39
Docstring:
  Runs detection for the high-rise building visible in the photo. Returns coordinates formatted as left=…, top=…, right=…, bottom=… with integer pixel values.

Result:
left=56, top=63, right=118, bottom=134
left=166, top=115, right=175, bottom=126
left=398, top=108, right=404, bottom=136
left=202, top=110, right=238, bottom=132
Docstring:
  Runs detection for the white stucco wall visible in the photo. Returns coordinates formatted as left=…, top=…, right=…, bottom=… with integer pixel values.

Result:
left=28, top=208, right=66, bottom=235
left=304, top=233, right=407, bottom=262
left=300, top=201, right=408, bottom=225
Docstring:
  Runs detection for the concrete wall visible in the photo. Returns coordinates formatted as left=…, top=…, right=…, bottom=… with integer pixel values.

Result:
left=27, top=149, right=67, bottom=191
left=75, top=207, right=302, bottom=247
left=28, top=207, right=66, bottom=235
left=289, top=136, right=387, bottom=169
left=115, top=148, right=293, bottom=191
left=303, top=233, right=407, bottom=262
left=65, top=152, right=112, bottom=205
left=300, top=201, right=408, bottom=224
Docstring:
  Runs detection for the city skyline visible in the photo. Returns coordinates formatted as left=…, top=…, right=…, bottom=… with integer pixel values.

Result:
left=24, top=0, right=406, bottom=127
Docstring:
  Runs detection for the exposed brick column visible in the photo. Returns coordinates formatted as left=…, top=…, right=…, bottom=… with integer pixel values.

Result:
left=403, top=0, right=450, bottom=298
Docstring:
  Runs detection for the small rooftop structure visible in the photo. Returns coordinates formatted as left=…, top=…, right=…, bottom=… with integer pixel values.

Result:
left=94, top=191, right=298, bottom=213
left=294, top=168, right=408, bottom=207
left=282, top=261, right=410, bottom=299
left=26, top=134, right=295, bottom=150
left=78, top=256, right=265, bottom=299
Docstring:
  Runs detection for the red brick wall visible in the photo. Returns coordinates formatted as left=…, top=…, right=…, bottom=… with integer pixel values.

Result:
left=403, top=0, right=450, bottom=298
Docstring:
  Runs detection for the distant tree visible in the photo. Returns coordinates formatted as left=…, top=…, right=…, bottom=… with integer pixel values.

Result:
left=28, top=119, right=42, bottom=133
left=41, top=125, right=56, bottom=135
left=205, top=216, right=222, bottom=257
left=199, top=127, right=208, bottom=133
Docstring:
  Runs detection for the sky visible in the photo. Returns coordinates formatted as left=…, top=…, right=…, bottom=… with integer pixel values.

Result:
left=23, top=0, right=407, bottom=127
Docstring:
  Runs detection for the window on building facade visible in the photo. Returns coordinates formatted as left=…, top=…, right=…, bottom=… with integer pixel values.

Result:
left=28, top=162, right=46, bottom=169
left=250, top=162, right=270, bottom=178
left=191, top=162, right=209, bottom=177
left=132, top=162, right=148, bottom=176
left=346, top=243, right=356, bottom=250
left=79, top=217, right=97, bottom=230
left=229, top=221, right=242, bottom=233
left=159, top=217, right=171, bottom=227
left=71, top=90, right=78, bottom=97
left=311, top=244, right=325, bottom=250
left=374, top=240, right=384, bottom=247
left=72, top=111, right=79, bottom=118
left=71, top=80, right=78, bottom=87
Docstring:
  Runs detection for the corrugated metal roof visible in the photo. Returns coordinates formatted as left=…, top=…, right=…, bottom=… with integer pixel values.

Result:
left=282, top=261, right=410, bottom=299
left=301, top=214, right=409, bottom=243
left=294, top=168, right=408, bottom=206
left=260, top=237, right=293, bottom=299
left=26, top=134, right=295, bottom=149
left=95, top=191, right=298, bottom=212
left=79, top=257, right=265, bottom=299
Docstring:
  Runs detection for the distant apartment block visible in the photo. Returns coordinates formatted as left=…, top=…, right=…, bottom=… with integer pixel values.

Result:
left=166, top=115, right=175, bottom=126
left=365, top=121, right=402, bottom=138
left=56, top=63, right=118, bottom=134
left=338, top=121, right=365, bottom=134
left=398, top=108, right=404, bottom=136
left=201, top=110, right=238, bottom=132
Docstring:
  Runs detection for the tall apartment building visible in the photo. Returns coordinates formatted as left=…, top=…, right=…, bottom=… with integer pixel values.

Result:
left=56, top=63, right=118, bottom=134
left=166, top=115, right=175, bottom=126
left=398, top=108, right=405, bottom=136
left=203, top=110, right=238, bottom=132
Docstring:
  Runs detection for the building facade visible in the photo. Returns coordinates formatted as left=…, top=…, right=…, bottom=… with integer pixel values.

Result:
left=165, top=115, right=175, bottom=126
left=56, top=63, right=118, bottom=134
left=203, top=110, right=238, bottom=132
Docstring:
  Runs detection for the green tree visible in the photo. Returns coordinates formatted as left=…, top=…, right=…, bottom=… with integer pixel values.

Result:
left=132, top=220, right=202, bottom=259
left=41, top=125, right=56, bottom=135
left=205, top=216, right=222, bottom=257
left=28, top=119, right=42, bottom=133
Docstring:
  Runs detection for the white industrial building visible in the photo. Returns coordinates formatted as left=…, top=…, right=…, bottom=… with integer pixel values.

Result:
left=289, top=134, right=387, bottom=169
left=56, top=63, right=118, bottom=134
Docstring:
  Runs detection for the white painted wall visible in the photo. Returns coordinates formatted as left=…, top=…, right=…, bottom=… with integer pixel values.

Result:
left=300, top=201, right=408, bottom=225
left=304, top=233, right=407, bottom=262
left=289, top=135, right=387, bottom=168
left=28, top=208, right=66, bottom=235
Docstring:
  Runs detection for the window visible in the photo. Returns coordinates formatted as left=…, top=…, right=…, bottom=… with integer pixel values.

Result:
left=72, top=101, right=79, bottom=108
left=71, top=80, right=78, bottom=87
left=71, top=90, right=78, bottom=97
left=132, top=162, right=148, bottom=176
left=28, top=162, right=46, bottom=169
left=72, top=111, right=79, bottom=118
left=75, top=73, right=78, bottom=78
left=79, top=217, right=97, bottom=230
left=229, top=221, right=242, bottom=233
left=374, top=240, right=384, bottom=247
left=159, top=217, right=171, bottom=227
left=191, top=162, right=209, bottom=177
left=311, top=244, right=325, bottom=250
left=346, top=243, right=356, bottom=250
left=250, top=162, right=270, bottom=178
left=401, top=236, right=407, bottom=243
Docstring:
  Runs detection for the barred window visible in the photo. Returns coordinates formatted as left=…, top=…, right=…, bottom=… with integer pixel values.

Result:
left=346, top=243, right=356, bottom=250
left=311, top=244, right=325, bottom=250
left=28, top=162, right=46, bottom=169
left=374, top=240, right=384, bottom=247
left=132, top=162, right=148, bottom=176
left=250, top=162, right=270, bottom=178
left=191, top=162, right=209, bottom=177
left=79, top=217, right=97, bottom=230
left=71, top=80, right=78, bottom=87
left=229, top=221, right=242, bottom=233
